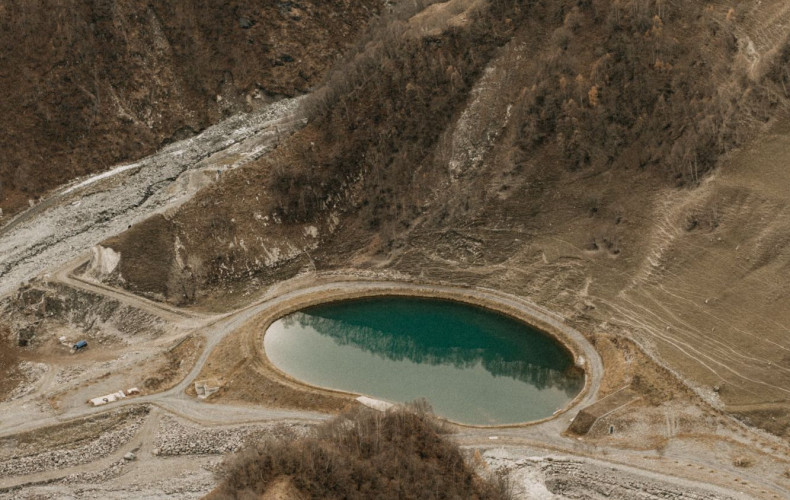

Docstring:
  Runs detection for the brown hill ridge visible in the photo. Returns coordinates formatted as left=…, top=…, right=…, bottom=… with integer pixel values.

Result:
left=0, top=0, right=379, bottom=217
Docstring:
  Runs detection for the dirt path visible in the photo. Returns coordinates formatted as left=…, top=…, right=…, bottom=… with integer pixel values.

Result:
left=0, top=270, right=602, bottom=433
left=57, top=262, right=209, bottom=326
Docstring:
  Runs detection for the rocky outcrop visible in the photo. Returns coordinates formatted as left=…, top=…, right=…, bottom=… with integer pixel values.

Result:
left=1, top=280, right=166, bottom=347
left=87, top=246, right=121, bottom=278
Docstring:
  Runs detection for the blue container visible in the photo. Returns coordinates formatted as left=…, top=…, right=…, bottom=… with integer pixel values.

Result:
left=74, top=340, right=88, bottom=350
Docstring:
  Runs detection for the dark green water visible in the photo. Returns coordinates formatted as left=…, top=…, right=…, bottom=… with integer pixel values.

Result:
left=264, top=297, right=584, bottom=425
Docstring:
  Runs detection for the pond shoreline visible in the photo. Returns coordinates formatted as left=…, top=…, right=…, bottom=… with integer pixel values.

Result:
left=242, top=280, right=603, bottom=429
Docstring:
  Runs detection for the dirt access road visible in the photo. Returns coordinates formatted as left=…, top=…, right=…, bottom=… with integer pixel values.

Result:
left=0, top=264, right=604, bottom=438
left=1, top=257, right=779, bottom=498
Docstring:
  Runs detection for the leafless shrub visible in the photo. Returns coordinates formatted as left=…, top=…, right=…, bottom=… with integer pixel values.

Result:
left=732, top=456, right=753, bottom=468
left=210, top=406, right=511, bottom=499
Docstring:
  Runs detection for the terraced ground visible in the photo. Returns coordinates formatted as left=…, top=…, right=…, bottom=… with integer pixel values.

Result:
left=606, top=117, right=790, bottom=415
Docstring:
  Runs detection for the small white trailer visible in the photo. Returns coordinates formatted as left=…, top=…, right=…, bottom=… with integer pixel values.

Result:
left=88, top=387, right=141, bottom=406
left=89, top=390, right=127, bottom=407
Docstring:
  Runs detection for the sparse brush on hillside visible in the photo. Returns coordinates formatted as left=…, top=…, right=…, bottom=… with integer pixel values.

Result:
left=207, top=405, right=510, bottom=500
left=507, top=0, right=787, bottom=183
left=267, top=0, right=790, bottom=227
left=103, top=0, right=790, bottom=303
left=267, top=0, right=527, bottom=226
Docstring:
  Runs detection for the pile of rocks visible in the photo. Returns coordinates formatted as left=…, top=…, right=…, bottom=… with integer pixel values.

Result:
left=54, top=365, right=87, bottom=385
left=7, top=362, right=48, bottom=401
left=153, top=418, right=311, bottom=457
left=539, top=459, right=732, bottom=500
left=62, top=458, right=127, bottom=485
left=482, top=448, right=736, bottom=500
left=153, top=418, right=254, bottom=456
left=0, top=415, right=144, bottom=477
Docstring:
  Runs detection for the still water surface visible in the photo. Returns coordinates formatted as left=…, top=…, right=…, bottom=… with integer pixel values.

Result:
left=264, top=297, right=583, bottom=425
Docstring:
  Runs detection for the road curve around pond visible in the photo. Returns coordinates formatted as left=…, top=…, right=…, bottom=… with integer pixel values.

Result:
left=2, top=261, right=772, bottom=499
left=0, top=264, right=603, bottom=438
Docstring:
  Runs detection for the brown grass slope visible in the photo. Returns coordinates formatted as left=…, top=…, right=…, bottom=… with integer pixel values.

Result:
left=104, top=0, right=525, bottom=303
left=207, top=406, right=509, bottom=500
left=105, top=0, right=790, bottom=436
left=0, top=0, right=378, bottom=217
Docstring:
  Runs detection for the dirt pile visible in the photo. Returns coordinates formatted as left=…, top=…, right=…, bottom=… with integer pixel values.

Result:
left=0, top=0, right=379, bottom=217
left=1, top=279, right=166, bottom=348
left=152, top=416, right=308, bottom=457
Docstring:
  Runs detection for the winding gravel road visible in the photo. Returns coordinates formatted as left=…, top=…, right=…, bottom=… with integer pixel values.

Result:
left=1, top=259, right=769, bottom=499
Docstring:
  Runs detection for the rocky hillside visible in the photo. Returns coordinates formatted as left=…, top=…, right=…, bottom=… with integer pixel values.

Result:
left=103, top=0, right=790, bottom=437
left=0, top=0, right=379, bottom=216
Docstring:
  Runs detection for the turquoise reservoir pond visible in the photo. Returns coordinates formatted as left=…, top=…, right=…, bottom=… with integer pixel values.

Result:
left=264, top=297, right=584, bottom=425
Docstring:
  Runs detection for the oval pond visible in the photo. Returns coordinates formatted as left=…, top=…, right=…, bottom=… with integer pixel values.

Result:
left=264, top=297, right=584, bottom=425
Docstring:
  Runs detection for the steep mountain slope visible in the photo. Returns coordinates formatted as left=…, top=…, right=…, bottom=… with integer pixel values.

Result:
left=101, top=0, right=790, bottom=438
left=0, top=0, right=379, bottom=217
